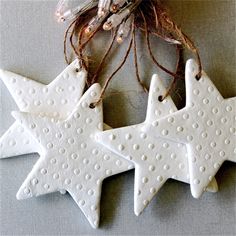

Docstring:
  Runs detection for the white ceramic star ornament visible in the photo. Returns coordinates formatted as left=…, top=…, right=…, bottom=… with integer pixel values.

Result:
left=97, top=75, right=218, bottom=216
left=0, top=60, right=86, bottom=158
left=147, top=59, right=236, bottom=198
left=12, top=83, right=133, bottom=228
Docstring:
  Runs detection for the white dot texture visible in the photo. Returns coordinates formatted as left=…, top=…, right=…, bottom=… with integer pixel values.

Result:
left=0, top=59, right=87, bottom=158
left=13, top=84, right=133, bottom=229
left=147, top=59, right=235, bottom=198
left=97, top=75, right=218, bottom=216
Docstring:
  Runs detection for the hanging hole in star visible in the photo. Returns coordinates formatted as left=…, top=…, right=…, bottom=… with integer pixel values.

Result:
left=195, top=71, right=202, bottom=81
left=158, top=95, right=163, bottom=102
left=89, top=103, right=96, bottom=109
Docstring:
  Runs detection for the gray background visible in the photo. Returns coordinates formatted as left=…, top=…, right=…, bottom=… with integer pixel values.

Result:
left=0, top=0, right=235, bottom=235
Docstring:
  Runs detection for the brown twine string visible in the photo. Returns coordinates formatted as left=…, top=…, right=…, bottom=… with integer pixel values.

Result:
left=63, top=8, right=99, bottom=64
left=139, top=9, right=177, bottom=78
left=62, top=0, right=203, bottom=106
left=138, top=27, right=181, bottom=45
left=64, top=16, right=80, bottom=64
left=77, top=24, right=101, bottom=52
left=76, top=23, right=89, bottom=71
left=151, top=1, right=159, bottom=29
left=90, top=28, right=119, bottom=86
left=153, top=2, right=202, bottom=79
left=70, top=23, right=81, bottom=59
left=64, top=15, right=88, bottom=69
left=90, top=23, right=135, bottom=108
left=132, top=18, right=148, bottom=93
left=162, top=44, right=181, bottom=100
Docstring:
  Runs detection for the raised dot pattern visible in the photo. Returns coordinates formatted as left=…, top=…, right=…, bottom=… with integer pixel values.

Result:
left=14, top=84, right=133, bottom=229
left=147, top=59, right=235, bottom=198
left=97, top=75, right=205, bottom=216
left=0, top=60, right=87, bottom=158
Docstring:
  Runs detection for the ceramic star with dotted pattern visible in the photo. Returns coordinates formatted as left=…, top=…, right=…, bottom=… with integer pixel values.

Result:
left=12, top=83, right=133, bottom=228
left=96, top=75, right=218, bottom=216
left=0, top=60, right=86, bottom=158
left=146, top=59, right=236, bottom=198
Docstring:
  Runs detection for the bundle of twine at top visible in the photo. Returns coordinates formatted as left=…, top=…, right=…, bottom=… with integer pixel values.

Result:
left=55, top=0, right=202, bottom=107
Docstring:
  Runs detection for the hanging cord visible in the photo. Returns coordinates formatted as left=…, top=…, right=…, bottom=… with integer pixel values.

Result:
left=90, top=28, right=119, bottom=86
left=62, top=0, right=202, bottom=103
left=132, top=17, right=148, bottom=93
left=90, top=22, right=135, bottom=108
left=154, top=2, right=202, bottom=79
left=161, top=44, right=181, bottom=100
left=76, top=22, right=89, bottom=71
left=64, top=16, right=80, bottom=64
left=139, top=9, right=177, bottom=78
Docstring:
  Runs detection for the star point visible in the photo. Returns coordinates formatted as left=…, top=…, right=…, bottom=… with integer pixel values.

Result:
left=12, top=83, right=133, bottom=228
left=0, top=60, right=87, bottom=158
left=97, top=74, right=218, bottom=214
left=147, top=59, right=235, bottom=198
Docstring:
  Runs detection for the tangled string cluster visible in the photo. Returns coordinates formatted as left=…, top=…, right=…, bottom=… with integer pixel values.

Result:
left=56, top=0, right=202, bottom=103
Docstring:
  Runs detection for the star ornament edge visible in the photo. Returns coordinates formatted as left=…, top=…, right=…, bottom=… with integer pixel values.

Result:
left=0, top=59, right=87, bottom=159
left=146, top=59, right=236, bottom=198
left=11, top=83, right=134, bottom=228
left=95, top=73, right=218, bottom=215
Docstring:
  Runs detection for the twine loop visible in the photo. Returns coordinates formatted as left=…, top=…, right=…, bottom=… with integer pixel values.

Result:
left=62, top=0, right=203, bottom=105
